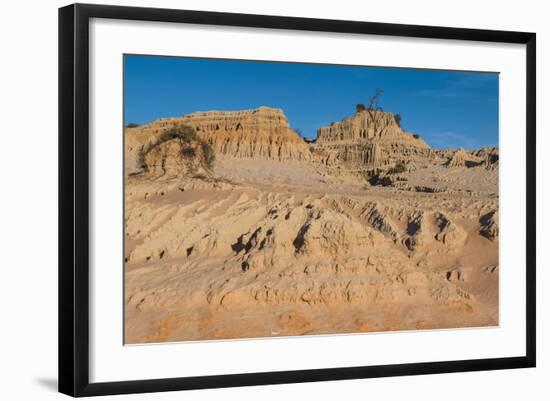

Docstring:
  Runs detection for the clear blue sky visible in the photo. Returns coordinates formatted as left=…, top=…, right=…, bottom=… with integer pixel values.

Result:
left=124, top=55, right=499, bottom=150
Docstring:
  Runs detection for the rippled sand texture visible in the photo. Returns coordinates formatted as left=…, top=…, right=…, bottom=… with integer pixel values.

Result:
left=124, top=107, right=498, bottom=343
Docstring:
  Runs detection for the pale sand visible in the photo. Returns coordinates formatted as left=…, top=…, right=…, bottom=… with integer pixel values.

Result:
left=124, top=156, right=498, bottom=343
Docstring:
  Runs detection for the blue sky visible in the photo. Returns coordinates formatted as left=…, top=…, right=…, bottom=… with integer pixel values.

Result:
left=124, top=55, right=499, bottom=150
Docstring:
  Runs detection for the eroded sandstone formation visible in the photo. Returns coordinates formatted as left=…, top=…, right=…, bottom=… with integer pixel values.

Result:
left=125, top=107, right=312, bottom=176
left=126, top=107, right=498, bottom=180
left=179, top=107, right=311, bottom=161
left=124, top=106, right=499, bottom=342
left=317, top=110, right=428, bottom=146
left=312, top=110, right=432, bottom=174
left=125, top=176, right=499, bottom=342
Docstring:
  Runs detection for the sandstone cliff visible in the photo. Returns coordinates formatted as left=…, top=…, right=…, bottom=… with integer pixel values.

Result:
left=317, top=110, right=428, bottom=147
left=125, top=107, right=312, bottom=176
left=179, top=107, right=311, bottom=161
left=312, top=110, right=431, bottom=173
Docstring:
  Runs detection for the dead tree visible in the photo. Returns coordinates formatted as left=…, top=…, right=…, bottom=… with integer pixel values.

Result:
left=366, top=88, right=384, bottom=137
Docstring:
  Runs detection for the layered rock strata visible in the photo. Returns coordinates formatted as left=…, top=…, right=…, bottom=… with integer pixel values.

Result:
left=312, top=110, right=431, bottom=173
left=125, top=107, right=311, bottom=176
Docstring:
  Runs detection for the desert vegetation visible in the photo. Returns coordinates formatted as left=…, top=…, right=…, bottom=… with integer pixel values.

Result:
left=137, top=124, right=215, bottom=173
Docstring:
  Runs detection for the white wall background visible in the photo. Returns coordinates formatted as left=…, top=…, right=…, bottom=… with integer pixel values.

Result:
left=0, top=0, right=546, bottom=399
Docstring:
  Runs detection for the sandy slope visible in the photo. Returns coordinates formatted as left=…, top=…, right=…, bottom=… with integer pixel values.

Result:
left=124, top=157, right=498, bottom=343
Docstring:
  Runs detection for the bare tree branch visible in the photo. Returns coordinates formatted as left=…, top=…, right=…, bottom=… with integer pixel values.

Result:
left=366, top=88, right=384, bottom=137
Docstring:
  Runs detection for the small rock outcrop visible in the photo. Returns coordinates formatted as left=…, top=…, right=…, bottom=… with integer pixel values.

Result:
left=475, top=147, right=500, bottom=170
left=445, top=147, right=498, bottom=169
left=479, top=210, right=499, bottom=241
left=434, top=213, right=466, bottom=246
left=446, top=148, right=468, bottom=167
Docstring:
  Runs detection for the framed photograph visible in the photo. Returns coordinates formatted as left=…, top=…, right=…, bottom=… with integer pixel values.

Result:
left=59, top=3, right=536, bottom=397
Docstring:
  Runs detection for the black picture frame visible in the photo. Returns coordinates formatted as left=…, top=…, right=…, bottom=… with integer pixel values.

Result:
left=59, top=3, right=536, bottom=397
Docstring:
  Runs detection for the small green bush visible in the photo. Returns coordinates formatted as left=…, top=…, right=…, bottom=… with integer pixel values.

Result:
left=181, top=146, right=196, bottom=158
left=413, top=134, right=420, bottom=139
left=139, top=124, right=215, bottom=171
left=394, top=114, right=402, bottom=127
left=126, top=123, right=141, bottom=128
left=156, top=125, right=198, bottom=144
left=201, top=141, right=215, bottom=171
left=356, top=103, right=366, bottom=112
